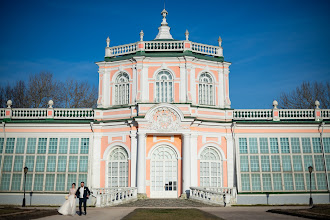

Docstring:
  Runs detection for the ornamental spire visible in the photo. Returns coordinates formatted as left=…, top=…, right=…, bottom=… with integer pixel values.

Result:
left=155, top=8, right=173, bottom=40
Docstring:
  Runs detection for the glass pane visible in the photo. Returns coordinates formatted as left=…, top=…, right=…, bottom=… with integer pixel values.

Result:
left=35, top=156, right=46, bottom=172
left=294, top=173, right=305, bottom=190
left=273, top=173, right=282, bottom=190
left=250, top=155, right=259, bottom=172
left=70, top=138, right=79, bottom=154
left=3, top=155, right=13, bottom=172
left=314, top=155, right=324, bottom=171
left=261, top=155, right=270, bottom=172
left=0, top=174, right=11, bottom=191
left=47, top=156, right=56, bottom=172
left=292, top=155, right=303, bottom=171
left=249, top=138, right=258, bottom=154
left=302, top=138, right=311, bottom=153
left=11, top=174, right=22, bottom=191
left=282, top=155, right=292, bottom=172
left=241, top=174, right=250, bottom=191
left=13, top=155, right=24, bottom=172
left=5, top=138, right=15, bottom=153
left=291, top=137, right=300, bottom=153
left=251, top=174, right=261, bottom=191
left=26, top=138, right=36, bottom=154
left=48, top=138, right=58, bottom=154
left=59, top=138, right=68, bottom=154
left=25, top=174, right=33, bottom=191
left=271, top=155, right=281, bottom=172
left=270, top=138, right=279, bottom=153
left=68, top=156, right=78, bottom=172
left=240, top=155, right=249, bottom=172
left=56, top=174, right=65, bottom=191
left=45, top=174, right=55, bottom=191
left=37, top=138, right=47, bottom=154
left=16, top=138, right=26, bottom=154
left=239, top=138, right=248, bottom=154
left=262, top=174, right=272, bottom=191
left=316, top=173, right=327, bottom=190
left=280, top=138, right=290, bottom=153
left=34, top=174, right=44, bottom=191
left=25, top=156, right=35, bottom=172
left=80, top=138, right=89, bottom=154
left=79, top=156, right=88, bottom=172
left=259, top=138, right=269, bottom=153
left=57, top=156, right=67, bottom=172
left=312, top=138, right=322, bottom=153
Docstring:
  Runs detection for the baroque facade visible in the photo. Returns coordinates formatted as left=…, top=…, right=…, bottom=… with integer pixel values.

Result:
left=0, top=9, right=329, bottom=205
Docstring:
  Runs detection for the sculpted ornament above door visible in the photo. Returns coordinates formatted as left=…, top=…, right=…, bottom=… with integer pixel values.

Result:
left=149, top=107, right=180, bottom=132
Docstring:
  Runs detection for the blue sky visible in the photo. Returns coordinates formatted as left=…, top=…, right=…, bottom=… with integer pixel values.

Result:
left=0, top=0, right=329, bottom=109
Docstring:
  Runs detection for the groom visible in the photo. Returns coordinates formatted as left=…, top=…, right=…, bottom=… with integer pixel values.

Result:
left=75, top=182, right=90, bottom=216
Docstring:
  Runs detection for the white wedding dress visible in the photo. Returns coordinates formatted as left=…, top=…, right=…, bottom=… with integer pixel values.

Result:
left=58, top=188, right=77, bottom=216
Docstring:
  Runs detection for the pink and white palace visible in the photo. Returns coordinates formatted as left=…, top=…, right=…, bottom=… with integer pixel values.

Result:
left=0, top=9, right=329, bottom=206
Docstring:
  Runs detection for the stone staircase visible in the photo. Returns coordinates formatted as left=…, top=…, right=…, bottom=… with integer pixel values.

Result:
left=116, top=199, right=221, bottom=207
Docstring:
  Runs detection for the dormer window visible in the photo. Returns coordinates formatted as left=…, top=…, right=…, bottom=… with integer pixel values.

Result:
left=155, top=70, right=173, bottom=103
left=115, top=72, right=130, bottom=105
left=198, top=73, right=214, bottom=105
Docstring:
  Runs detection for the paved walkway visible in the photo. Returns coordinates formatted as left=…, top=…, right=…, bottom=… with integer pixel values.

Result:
left=37, top=199, right=309, bottom=220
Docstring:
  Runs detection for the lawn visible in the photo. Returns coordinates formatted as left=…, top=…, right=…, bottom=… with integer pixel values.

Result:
left=268, top=204, right=330, bottom=220
left=122, top=208, right=223, bottom=220
left=0, top=207, right=58, bottom=220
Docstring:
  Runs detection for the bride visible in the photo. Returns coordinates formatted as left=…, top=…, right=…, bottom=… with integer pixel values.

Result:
left=58, top=183, right=77, bottom=216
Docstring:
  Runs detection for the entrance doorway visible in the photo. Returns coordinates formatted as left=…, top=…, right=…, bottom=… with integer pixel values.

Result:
left=150, top=145, right=178, bottom=198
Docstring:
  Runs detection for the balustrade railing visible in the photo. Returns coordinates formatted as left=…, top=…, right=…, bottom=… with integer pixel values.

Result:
left=278, top=109, right=314, bottom=119
left=233, top=109, right=272, bottom=120
left=191, top=42, right=219, bottom=56
left=321, top=109, right=330, bottom=118
left=92, top=187, right=137, bottom=207
left=145, top=41, right=184, bottom=51
left=190, top=187, right=236, bottom=206
left=11, top=108, right=48, bottom=119
left=54, top=108, right=94, bottom=119
left=105, top=40, right=222, bottom=57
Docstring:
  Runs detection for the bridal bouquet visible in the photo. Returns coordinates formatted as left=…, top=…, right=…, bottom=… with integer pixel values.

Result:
left=65, top=195, right=69, bottom=200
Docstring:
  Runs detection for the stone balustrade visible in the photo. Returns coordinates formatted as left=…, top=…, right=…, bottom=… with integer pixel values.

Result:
left=54, top=108, right=94, bottom=119
left=105, top=40, right=223, bottom=58
left=92, top=187, right=137, bottom=207
left=190, top=186, right=236, bottom=206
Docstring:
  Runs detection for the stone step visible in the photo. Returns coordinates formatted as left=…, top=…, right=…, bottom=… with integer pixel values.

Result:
left=116, top=199, right=221, bottom=207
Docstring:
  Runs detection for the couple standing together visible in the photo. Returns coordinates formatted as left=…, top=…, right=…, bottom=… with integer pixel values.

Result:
left=58, top=182, right=90, bottom=216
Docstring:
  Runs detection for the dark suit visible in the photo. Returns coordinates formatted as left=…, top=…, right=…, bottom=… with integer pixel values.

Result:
left=75, top=186, right=90, bottom=214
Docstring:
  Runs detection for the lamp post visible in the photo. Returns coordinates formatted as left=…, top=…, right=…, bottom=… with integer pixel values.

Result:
left=22, top=166, right=28, bottom=207
left=308, top=166, right=313, bottom=206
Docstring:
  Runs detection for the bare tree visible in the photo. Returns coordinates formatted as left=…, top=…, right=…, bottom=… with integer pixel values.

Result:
left=12, top=80, right=28, bottom=108
left=278, top=81, right=330, bottom=109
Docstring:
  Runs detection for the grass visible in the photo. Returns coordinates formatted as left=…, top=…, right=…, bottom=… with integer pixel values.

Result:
left=268, top=204, right=330, bottom=220
left=122, top=208, right=223, bottom=220
left=0, top=206, right=58, bottom=220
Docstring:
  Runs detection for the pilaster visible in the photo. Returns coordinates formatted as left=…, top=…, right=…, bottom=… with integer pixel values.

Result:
left=182, top=133, right=191, bottom=195
left=137, top=132, right=146, bottom=194
left=130, top=131, right=137, bottom=187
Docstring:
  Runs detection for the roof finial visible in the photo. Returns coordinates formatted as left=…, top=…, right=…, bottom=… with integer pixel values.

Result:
left=161, top=8, right=168, bottom=26
left=106, top=36, right=110, bottom=47
left=155, top=8, right=173, bottom=40
left=218, top=36, right=222, bottom=47
left=140, top=30, right=144, bottom=41
left=185, top=29, right=189, bottom=41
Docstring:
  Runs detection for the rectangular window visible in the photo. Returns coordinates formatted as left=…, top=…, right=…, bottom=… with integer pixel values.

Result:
left=3, top=155, right=13, bottom=172
left=325, top=155, right=330, bottom=171
left=271, top=155, right=281, bottom=172
left=284, top=173, right=294, bottom=191
left=37, top=138, right=47, bottom=154
left=302, top=138, right=311, bottom=153
left=316, top=173, right=327, bottom=190
left=292, top=155, right=303, bottom=171
left=57, top=156, right=67, bottom=172
left=239, top=138, right=248, bottom=154
left=78, top=174, right=87, bottom=185
left=270, top=138, right=279, bottom=153
left=67, top=174, right=76, bottom=191
left=294, top=173, right=305, bottom=190
left=251, top=174, right=261, bottom=191
left=291, top=137, right=300, bottom=153
left=303, top=155, right=313, bottom=171
left=25, top=174, right=33, bottom=191
left=249, top=138, right=258, bottom=154
left=259, top=137, right=269, bottom=153
left=70, top=138, right=79, bottom=154
left=314, top=155, right=325, bottom=171
left=80, top=138, right=89, bottom=154
left=48, top=138, right=58, bottom=154
left=13, top=155, right=24, bottom=172
left=11, top=174, right=22, bottom=191
left=45, top=174, right=55, bottom=191
left=56, top=174, right=65, bottom=191
left=47, top=156, right=56, bottom=172
left=324, top=137, right=330, bottom=153
left=5, top=138, right=15, bottom=153
left=261, top=155, right=270, bottom=172
left=34, top=174, right=44, bottom=191
left=250, top=155, right=260, bottom=172
left=68, top=156, right=78, bottom=172
left=79, top=156, right=88, bottom=172
left=241, top=174, right=250, bottom=191
left=273, top=173, right=282, bottom=190
left=16, top=138, right=26, bottom=154
left=0, top=174, right=11, bottom=191
left=26, top=138, right=36, bottom=154
left=280, top=138, right=290, bottom=153
left=312, top=138, right=322, bottom=153
left=240, top=155, right=249, bottom=172
left=59, top=138, right=68, bottom=154
left=262, top=174, right=272, bottom=191
left=35, top=156, right=45, bottom=172
left=25, top=156, right=35, bottom=172
left=282, top=155, right=292, bottom=172
left=0, top=138, right=4, bottom=153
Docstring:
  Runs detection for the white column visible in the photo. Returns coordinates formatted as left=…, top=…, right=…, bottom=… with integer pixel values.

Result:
left=91, top=134, right=102, bottom=188
left=132, top=65, right=137, bottom=104
left=182, top=134, right=191, bottom=195
left=190, top=134, right=198, bottom=187
left=190, top=67, right=196, bottom=104
left=137, top=132, right=146, bottom=194
left=104, top=70, right=110, bottom=107
left=141, top=66, right=149, bottom=102
left=179, top=63, right=186, bottom=102
left=130, top=131, right=137, bottom=187
left=226, top=134, right=234, bottom=187
left=219, top=67, right=225, bottom=108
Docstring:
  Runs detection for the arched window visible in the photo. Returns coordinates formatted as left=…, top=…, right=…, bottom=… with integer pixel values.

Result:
left=200, top=147, right=222, bottom=187
left=115, top=72, right=130, bottom=105
left=108, top=146, right=128, bottom=187
left=198, top=73, right=214, bottom=105
left=155, top=70, right=173, bottom=103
